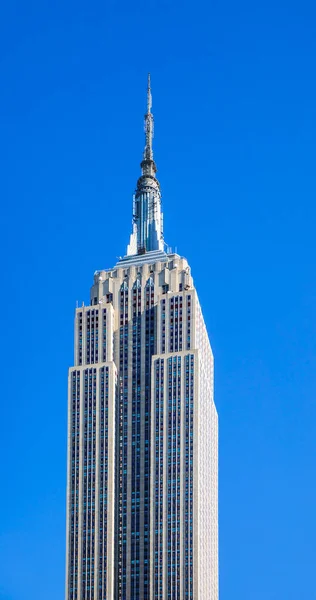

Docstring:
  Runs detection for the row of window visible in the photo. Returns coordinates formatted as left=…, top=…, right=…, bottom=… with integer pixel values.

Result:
left=152, top=355, right=195, bottom=600
left=68, top=367, right=110, bottom=600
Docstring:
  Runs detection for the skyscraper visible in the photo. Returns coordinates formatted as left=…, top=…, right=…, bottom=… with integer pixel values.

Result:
left=66, top=75, right=218, bottom=600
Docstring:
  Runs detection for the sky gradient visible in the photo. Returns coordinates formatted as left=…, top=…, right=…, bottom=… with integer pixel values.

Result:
left=1, top=1, right=316, bottom=599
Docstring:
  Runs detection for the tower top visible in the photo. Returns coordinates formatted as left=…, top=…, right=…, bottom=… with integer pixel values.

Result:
left=142, top=72, right=156, bottom=171
left=126, top=74, right=164, bottom=257
left=147, top=73, right=152, bottom=113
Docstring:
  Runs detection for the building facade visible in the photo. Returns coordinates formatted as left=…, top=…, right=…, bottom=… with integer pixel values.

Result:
left=65, top=76, right=218, bottom=600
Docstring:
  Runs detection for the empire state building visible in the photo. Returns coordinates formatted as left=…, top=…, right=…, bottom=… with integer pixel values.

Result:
left=65, top=76, right=218, bottom=600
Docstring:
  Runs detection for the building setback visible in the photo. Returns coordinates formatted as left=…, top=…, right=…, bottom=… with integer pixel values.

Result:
left=65, top=75, right=218, bottom=600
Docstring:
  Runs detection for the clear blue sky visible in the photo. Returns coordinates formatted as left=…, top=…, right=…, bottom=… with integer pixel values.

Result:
left=1, top=1, right=316, bottom=599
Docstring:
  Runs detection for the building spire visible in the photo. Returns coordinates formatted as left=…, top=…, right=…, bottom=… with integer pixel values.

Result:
left=126, top=74, right=164, bottom=256
left=142, top=72, right=156, bottom=174
left=147, top=73, right=152, bottom=112
left=144, top=73, right=154, bottom=162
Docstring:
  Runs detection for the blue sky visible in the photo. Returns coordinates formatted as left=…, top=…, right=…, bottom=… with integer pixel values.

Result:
left=1, top=1, right=316, bottom=599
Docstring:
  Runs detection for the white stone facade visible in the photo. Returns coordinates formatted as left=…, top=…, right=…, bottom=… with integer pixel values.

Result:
left=66, top=251, right=218, bottom=600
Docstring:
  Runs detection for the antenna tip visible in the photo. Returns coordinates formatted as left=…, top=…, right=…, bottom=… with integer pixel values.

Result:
left=147, top=73, right=152, bottom=113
